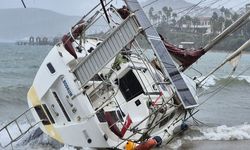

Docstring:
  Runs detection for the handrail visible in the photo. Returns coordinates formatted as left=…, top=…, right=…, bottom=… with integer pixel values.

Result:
left=0, top=107, right=34, bottom=132
left=0, top=107, right=43, bottom=148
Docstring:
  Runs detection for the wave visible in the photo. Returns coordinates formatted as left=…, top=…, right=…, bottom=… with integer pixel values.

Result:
left=2, top=121, right=250, bottom=149
left=0, top=122, right=63, bottom=150
left=0, top=84, right=29, bottom=104
left=185, top=124, right=250, bottom=141
left=197, top=75, right=250, bottom=89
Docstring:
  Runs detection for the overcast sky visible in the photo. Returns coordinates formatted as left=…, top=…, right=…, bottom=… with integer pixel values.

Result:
left=0, top=0, right=249, bottom=16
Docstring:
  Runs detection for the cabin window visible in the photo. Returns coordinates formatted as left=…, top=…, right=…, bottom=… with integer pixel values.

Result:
left=34, top=105, right=51, bottom=125
left=96, top=109, right=106, bottom=123
left=52, top=92, right=71, bottom=122
left=42, top=104, right=55, bottom=124
left=90, top=74, right=103, bottom=81
left=96, top=110, right=123, bottom=123
left=47, top=63, right=56, bottom=74
left=119, top=70, right=144, bottom=102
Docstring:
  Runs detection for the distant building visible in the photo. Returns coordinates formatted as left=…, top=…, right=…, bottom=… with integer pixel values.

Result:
left=17, top=36, right=62, bottom=46
left=36, top=37, right=41, bottom=45
left=180, top=17, right=211, bottom=34
left=196, top=17, right=212, bottom=34
left=29, top=36, right=35, bottom=45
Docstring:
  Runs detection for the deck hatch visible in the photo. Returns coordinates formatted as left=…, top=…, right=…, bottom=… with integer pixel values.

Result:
left=119, top=70, right=144, bottom=102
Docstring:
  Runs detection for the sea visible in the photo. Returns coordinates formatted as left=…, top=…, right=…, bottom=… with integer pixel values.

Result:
left=0, top=43, right=250, bottom=150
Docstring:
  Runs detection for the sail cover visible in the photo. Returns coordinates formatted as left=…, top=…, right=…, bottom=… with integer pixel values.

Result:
left=162, top=39, right=206, bottom=69
left=124, top=0, right=198, bottom=109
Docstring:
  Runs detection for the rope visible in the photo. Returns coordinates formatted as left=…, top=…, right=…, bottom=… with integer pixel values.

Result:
left=142, top=0, right=159, bottom=8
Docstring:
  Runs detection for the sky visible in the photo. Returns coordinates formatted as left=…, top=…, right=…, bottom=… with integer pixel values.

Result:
left=0, top=0, right=249, bottom=16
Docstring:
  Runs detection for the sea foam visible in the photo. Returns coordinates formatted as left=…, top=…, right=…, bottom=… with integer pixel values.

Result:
left=197, top=75, right=250, bottom=89
left=185, top=124, right=250, bottom=141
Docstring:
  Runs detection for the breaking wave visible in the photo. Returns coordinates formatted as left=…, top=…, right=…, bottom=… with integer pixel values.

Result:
left=0, top=122, right=63, bottom=150
left=1, top=121, right=250, bottom=150
left=185, top=124, right=250, bottom=141
left=197, top=75, right=250, bottom=89
left=0, top=85, right=29, bottom=104
left=166, top=124, right=250, bottom=150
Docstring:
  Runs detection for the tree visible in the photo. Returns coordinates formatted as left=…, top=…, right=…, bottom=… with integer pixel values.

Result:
left=171, top=18, right=177, bottom=27
left=162, top=15, right=167, bottom=23
left=171, top=13, right=177, bottom=25
left=224, top=8, right=231, bottom=19
left=149, top=7, right=154, bottom=22
left=224, top=19, right=232, bottom=29
left=152, top=14, right=159, bottom=24
left=162, top=6, right=173, bottom=24
left=185, top=15, right=192, bottom=30
left=232, top=12, right=239, bottom=21
left=158, top=11, right=162, bottom=22
left=220, top=6, right=225, bottom=17
left=192, top=17, right=200, bottom=33
left=218, top=16, right=225, bottom=32
left=242, top=22, right=250, bottom=39
left=177, top=16, right=185, bottom=30
left=210, top=12, right=219, bottom=34
left=172, top=13, right=177, bottom=20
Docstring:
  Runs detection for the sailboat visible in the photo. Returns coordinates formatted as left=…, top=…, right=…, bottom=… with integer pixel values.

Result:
left=1, top=0, right=250, bottom=149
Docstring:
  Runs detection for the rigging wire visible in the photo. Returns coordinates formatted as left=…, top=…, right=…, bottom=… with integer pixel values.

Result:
left=21, top=0, right=26, bottom=8
left=100, top=0, right=111, bottom=23
left=142, top=0, right=159, bottom=8
left=176, top=0, right=206, bottom=15
left=193, top=0, right=223, bottom=17
left=228, top=0, right=250, bottom=11
left=182, top=0, right=207, bottom=16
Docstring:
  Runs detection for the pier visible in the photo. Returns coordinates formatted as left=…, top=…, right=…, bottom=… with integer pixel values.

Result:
left=16, top=36, right=61, bottom=46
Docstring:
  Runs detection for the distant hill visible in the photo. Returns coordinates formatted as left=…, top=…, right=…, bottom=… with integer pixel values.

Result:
left=0, top=8, right=80, bottom=42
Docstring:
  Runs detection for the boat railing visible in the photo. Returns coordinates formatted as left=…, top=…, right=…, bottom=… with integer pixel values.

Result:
left=115, top=94, right=181, bottom=148
left=0, top=107, right=42, bottom=149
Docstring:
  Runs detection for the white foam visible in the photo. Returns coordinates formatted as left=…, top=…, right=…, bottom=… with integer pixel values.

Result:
left=167, top=139, right=183, bottom=149
left=185, top=124, right=250, bottom=141
left=237, top=75, right=250, bottom=84
left=60, top=145, right=97, bottom=150
left=60, top=145, right=77, bottom=150
left=197, top=75, right=218, bottom=89
left=197, top=75, right=250, bottom=90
